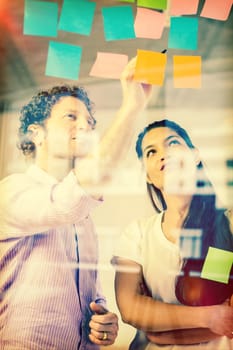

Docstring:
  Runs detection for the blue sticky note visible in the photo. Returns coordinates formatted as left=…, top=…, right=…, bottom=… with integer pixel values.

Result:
left=58, top=0, right=96, bottom=36
left=24, top=0, right=58, bottom=37
left=46, top=41, right=82, bottom=80
left=168, top=17, right=198, bottom=50
left=102, top=6, right=136, bottom=41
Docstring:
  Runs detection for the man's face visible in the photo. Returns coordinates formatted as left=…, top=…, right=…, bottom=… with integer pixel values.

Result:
left=43, top=96, right=97, bottom=159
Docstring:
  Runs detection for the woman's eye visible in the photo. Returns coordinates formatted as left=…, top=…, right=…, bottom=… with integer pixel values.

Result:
left=169, top=139, right=180, bottom=147
left=146, top=149, right=156, bottom=158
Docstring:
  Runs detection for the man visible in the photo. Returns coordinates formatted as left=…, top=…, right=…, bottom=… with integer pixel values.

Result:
left=0, top=58, right=153, bottom=349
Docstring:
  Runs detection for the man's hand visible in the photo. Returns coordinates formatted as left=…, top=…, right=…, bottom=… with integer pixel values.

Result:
left=120, top=56, right=154, bottom=113
left=88, top=302, right=118, bottom=346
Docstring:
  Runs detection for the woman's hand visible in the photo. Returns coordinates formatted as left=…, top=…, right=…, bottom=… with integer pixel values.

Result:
left=208, top=303, right=233, bottom=339
left=145, top=328, right=219, bottom=345
left=88, top=302, right=119, bottom=346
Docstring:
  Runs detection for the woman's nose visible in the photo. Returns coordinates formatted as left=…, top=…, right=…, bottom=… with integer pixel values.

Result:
left=158, top=148, right=165, bottom=161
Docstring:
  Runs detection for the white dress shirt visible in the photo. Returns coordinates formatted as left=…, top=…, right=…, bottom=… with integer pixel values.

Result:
left=0, top=165, right=106, bottom=350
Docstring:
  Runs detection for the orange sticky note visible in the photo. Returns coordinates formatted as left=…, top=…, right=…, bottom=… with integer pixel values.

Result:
left=170, top=0, right=199, bottom=15
left=89, top=52, right=128, bottom=79
left=134, top=50, right=167, bottom=85
left=200, top=0, right=233, bottom=21
left=173, top=55, right=202, bottom=89
left=134, top=8, right=165, bottom=39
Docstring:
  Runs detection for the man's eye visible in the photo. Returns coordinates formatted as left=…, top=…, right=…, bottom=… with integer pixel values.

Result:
left=146, top=149, right=156, bottom=158
left=64, top=114, right=76, bottom=120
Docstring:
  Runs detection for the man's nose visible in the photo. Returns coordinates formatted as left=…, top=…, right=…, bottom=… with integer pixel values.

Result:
left=75, top=115, right=89, bottom=131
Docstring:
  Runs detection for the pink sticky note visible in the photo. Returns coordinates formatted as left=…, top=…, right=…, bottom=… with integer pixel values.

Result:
left=170, top=0, right=199, bottom=15
left=200, top=0, right=233, bottom=21
left=89, top=52, right=128, bottom=79
left=134, top=7, right=166, bottom=39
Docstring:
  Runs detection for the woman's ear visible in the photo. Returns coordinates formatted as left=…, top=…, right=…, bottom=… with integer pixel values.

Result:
left=27, top=124, right=45, bottom=146
left=146, top=173, right=153, bottom=185
left=193, top=148, right=201, bottom=166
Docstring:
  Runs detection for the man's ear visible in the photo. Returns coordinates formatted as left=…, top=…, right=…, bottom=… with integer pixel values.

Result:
left=27, top=124, right=45, bottom=146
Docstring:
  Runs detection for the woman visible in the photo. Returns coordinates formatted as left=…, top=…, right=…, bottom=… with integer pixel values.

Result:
left=113, top=120, right=233, bottom=350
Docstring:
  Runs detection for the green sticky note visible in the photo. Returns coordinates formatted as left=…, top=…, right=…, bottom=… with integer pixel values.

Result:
left=201, top=247, right=233, bottom=284
left=58, top=0, right=96, bottom=36
left=168, top=17, right=199, bottom=50
left=102, top=6, right=136, bottom=41
left=45, top=41, right=82, bottom=80
left=137, top=0, right=167, bottom=10
left=24, top=0, right=58, bottom=37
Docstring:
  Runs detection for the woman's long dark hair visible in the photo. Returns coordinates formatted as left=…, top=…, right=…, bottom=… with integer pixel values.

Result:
left=136, top=119, right=233, bottom=257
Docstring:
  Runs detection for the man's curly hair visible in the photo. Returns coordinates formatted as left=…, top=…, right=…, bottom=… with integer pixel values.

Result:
left=18, top=85, right=96, bottom=156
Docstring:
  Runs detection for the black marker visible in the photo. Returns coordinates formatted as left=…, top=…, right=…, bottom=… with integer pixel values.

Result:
left=161, top=49, right=167, bottom=54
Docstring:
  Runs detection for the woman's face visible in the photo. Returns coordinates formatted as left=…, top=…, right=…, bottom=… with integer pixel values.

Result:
left=141, top=127, right=199, bottom=195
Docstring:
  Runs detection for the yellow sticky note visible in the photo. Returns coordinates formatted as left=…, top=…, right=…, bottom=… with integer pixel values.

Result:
left=173, top=55, right=202, bottom=89
left=134, top=50, right=167, bottom=86
left=201, top=247, right=233, bottom=284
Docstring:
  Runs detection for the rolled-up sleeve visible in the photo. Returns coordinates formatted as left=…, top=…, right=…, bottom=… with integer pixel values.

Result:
left=0, top=171, right=102, bottom=237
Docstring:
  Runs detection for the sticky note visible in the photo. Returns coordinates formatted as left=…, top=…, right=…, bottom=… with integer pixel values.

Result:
left=24, top=0, right=58, bottom=37
left=201, top=247, right=233, bottom=284
left=102, top=6, right=136, bottom=41
left=134, top=8, right=166, bottom=39
left=137, top=0, right=168, bottom=10
left=58, top=0, right=96, bottom=36
left=200, top=0, right=233, bottom=21
left=89, top=52, right=128, bottom=79
left=168, top=17, right=199, bottom=50
left=173, top=55, right=202, bottom=89
left=170, top=0, right=199, bottom=15
left=46, top=41, right=82, bottom=80
left=134, top=50, right=167, bottom=85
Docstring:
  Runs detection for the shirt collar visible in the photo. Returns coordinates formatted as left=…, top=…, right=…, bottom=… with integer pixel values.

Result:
left=26, top=164, right=58, bottom=186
